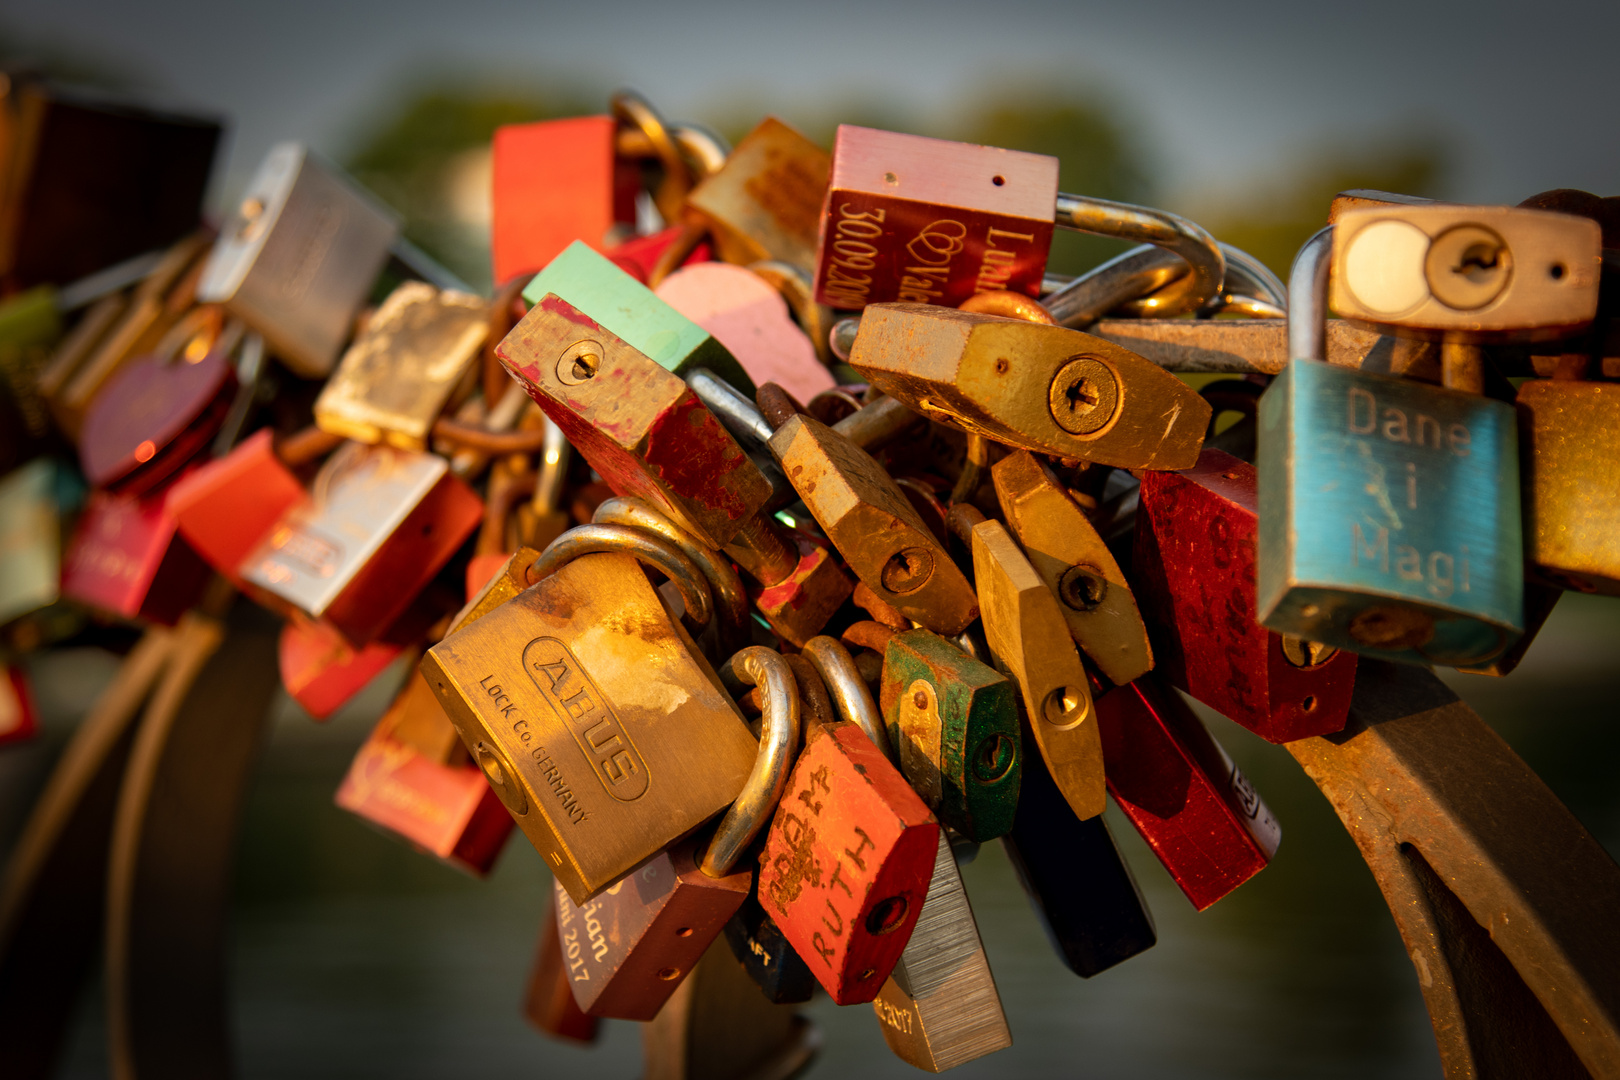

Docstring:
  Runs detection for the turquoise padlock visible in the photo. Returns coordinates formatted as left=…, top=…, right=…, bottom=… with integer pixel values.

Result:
left=1257, top=226, right=1523, bottom=667
left=521, top=240, right=755, bottom=394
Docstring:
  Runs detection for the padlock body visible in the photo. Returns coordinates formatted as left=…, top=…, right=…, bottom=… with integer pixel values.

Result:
left=1136, top=448, right=1356, bottom=742
left=1258, top=359, right=1522, bottom=667
left=239, top=444, right=482, bottom=645
left=525, top=894, right=601, bottom=1043
left=1096, top=675, right=1279, bottom=911
left=813, top=126, right=1057, bottom=309
left=1517, top=380, right=1620, bottom=595
left=314, top=281, right=488, bottom=451
left=748, top=534, right=853, bottom=648
left=879, top=629, right=1021, bottom=843
left=723, top=889, right=815, bottom=1004
left=197, top=143, right=399, bottom=377
left=554, top=840, right=750, bottom=1021
left=61, top=486, right=208, bottom=625
left=0, top=665, right=39, bottom=747
left=755, top=721, right=938, bottom=1005
left=518, top=240, right=754, bottom=393
left=334, top=709, right=514, bottom=876
left=279, top=616, right=403, bottom=722
left=0, top=459, right=62, bottom=624
left=167, top=428, right=306, bottom=579
left=499, top=293, right=771, bottom=550
left=687, top=116, right=829, bottom=275
left=491, top=116, right=639, bottom=285
left=422, top=552, right=758, bottom=904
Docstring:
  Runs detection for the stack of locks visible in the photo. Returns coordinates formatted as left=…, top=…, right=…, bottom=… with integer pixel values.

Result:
left=1, top=72, right=1618, bottom=1080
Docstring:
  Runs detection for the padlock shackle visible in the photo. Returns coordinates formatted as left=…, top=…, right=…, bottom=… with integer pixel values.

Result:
left=592, top=496, right=751, bottom=657
left=1047, top=241, right=1286, bottom=328
left=1288, top=225, right=1334, bottom=362
left=800, top=636, right=893, bottom=761
left=1053, top=194, right=1226, bottom=317
left=610, top=90, right=690, bottom=226
left=529, top=524, right=715, bottom=630
left=704, top=647, right=801, bottom=877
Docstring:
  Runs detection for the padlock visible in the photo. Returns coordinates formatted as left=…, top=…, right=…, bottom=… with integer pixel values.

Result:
left=812, top=125, right=1058, bottom=309
left=1000, top=734, right=1156, bottom=977
left=812, top=125, right=1225, bottom=316
left=497, top=290, right=772, bottom=549
left=313, top=281, right=488, bottom=452
left=524, top=893, right=601, bottom=1044
left=278, top=614, right=403, bottom=722
left=1135, top=447, right=1357, bottom=742
left=654, top=261, right=835, bottom=405
left=422, top=525, right=759, bottom=903
left=491, top=115, right=639, bottom=285
left=849, top=303, right=1210, bottom=470
left=77, top=308, right=237, bottom=496
left=991, top=449, right=1153, bottom=686
left=843, top=621, right=1022, bottom=843
left=683, top=116, right=828, bottom=276
left=165, top=428, right=316, bottom=582
left=754, top=641, right=938, bottom=1005
left=335, top=668, right=515, bottom=876
left=1329, top=204, right=1600, bottom=342
left=0, top=459, right=64, bottom=626
left=766, top=408, right=978, bottom=635
left=604, top=224, right=715, bottom=285
left=872, top=829, right=1011, bottom=1072
left=60, top=483, right=210, bottom=626
left=961, top=506, right=1106, bottom=821
left=197, top=142, right=400, bottom=377
left=238, top=442, right=482, bottom=646
left=0, top=664, right=39, bottom=747
left=0, top=78, right=222, bottom=291
left=554, top=647, right=797, bottom=1020
left=1516, top=380, right=1620, bottom=595
left=1095, top=673, right=1280, bottom=911
left=1258, top=224, right=1529, bottom=667
left=722, top=888, right=817, bottom=1006
left=516, top=240, right=754, bottom=393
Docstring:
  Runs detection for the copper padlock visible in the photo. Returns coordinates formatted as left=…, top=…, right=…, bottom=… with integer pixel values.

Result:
left=755, top=641, right=938, bottom=1005
left=555, top=647, right=798, bottom=1020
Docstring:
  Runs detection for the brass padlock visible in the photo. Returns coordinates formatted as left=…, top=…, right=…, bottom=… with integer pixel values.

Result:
left=991, top=449, right=1153, bottom=685
left=554, top=647, right=798, bottom=1020
left=313, top=281, right=488, bottom=452
left=197, top=143, right=400, bottom=377
left=422, top=525, right=759, bottom=903
left=684, top=116, right=829, bottom=276
left=961, top=506, right=1105, bottom=822
left=767, top=409, right=978, bottom=635
left=497, top=291, right=772, bottom=550
left=849, top=303, right=1211, bottom=470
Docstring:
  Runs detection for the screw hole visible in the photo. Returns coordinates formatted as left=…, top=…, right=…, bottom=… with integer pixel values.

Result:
left=675, top=927, right=693, bottom=938
left=657, top=967, right=681, bottom=981
left=1550, top=263, right=1566, bottom=280
left=865, top=896, right=908, bottom=936
left=883, top=172, right=898, bottom=185
left=991, top=175, right=1005, bottom=186
left=859, top=968, right=876, bottom=980
left=994, top=358, right=1009, bottom=374
left=1302, top=695, right=1318, bottom=712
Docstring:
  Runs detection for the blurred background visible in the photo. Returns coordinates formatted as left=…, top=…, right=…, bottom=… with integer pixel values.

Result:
left=2, top=0, right=1619, bottom=1076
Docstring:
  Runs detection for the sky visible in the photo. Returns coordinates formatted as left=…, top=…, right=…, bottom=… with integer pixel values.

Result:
left=7, top=0, right=1620, bottom=214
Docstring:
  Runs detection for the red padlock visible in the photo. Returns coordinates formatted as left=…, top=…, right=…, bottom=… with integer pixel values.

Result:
left=60, top=483, right=209, bottom=625
left=279, top=614, right=404, bottom=722
left=490, top=115, right=639, bottom=285
left=166, top=428, right=306, bottom=581
left=755, top=674, right=937, bottom=1005
left=1095, top=673, right=1280, bottom=911
left=1134, top=447, right=1356, bottom=743
left=605, top=224, right=713, bottom=284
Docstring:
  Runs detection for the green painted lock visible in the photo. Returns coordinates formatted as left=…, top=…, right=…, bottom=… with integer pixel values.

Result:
left=878, top=628, right=1021, bottom=842
left=1257, top=228, right=1523, bottom=668
left=521, top=240, right=754, bottom=394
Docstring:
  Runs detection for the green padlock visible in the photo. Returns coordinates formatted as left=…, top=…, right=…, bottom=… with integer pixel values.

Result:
left=1258, top=223, right=1529, bottom=668
left=521, top=240, right=755, bottom=394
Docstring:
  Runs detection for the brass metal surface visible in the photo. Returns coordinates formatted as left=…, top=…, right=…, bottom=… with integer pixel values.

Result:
left=686, top=116, right=829, bottom=275
left=769, top=413, right=978, bottom=634
left=849, top=303, right=1209, bottom=470
left=315, top=281, right=486, bottom=451
left=971, top=518, right=1104, bottom=821
left=532, top=524, right=715, bottom=634
left=991, top=450, right=1153, bottom=685
left=1517, top=379, right=1620, bottom=594
left=422, top=551, right=757, bottom=903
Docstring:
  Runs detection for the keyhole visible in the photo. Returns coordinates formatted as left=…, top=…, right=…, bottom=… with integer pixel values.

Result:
left=556, top=340, right=605, bottom=385
left=971, top=733, right=1016, bottom=784
left=880, top=546, right=935, bottom=595
left=1453, top=242, right=1501, bottom=283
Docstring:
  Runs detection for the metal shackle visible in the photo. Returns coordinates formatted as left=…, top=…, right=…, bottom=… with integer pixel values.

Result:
left=800, top=636, right=893, bottom=762
left=529, top=522, right=715, bottom=631
left=705, top=647, right=802, bottom=878
left=591, top=496, right=751, bottom=657
left=1289, top=225, right=1335, bottom=363
left=1052, top=194, right=1226, bottom=317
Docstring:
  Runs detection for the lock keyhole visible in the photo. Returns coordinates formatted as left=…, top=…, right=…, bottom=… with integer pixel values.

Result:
left=556, top=340, right=605, bottom=385
left=1454, top=242, right=1501, bottom=283
left=971, top=732, right=1017, bottom=784
left=1426, top=224, right=1512, bottom=311
left=881, top=546, right=935, bottom=595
